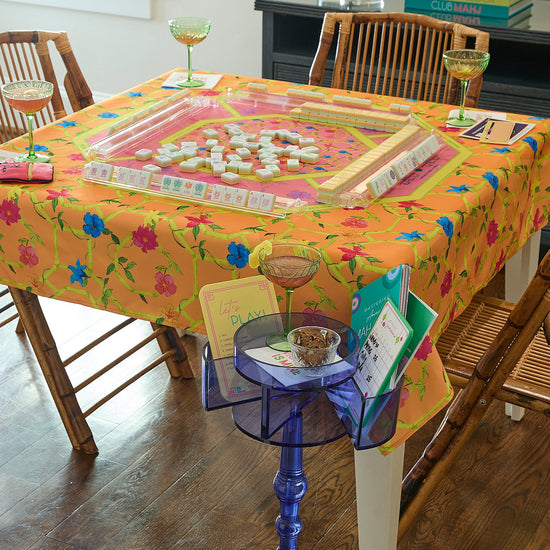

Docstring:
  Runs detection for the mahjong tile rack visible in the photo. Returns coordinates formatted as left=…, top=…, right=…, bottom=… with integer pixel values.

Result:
left=83, top=84, right=443, bottom=217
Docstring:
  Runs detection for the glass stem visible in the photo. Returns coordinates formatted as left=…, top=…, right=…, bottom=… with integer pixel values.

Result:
left=284, top=288, right=294, bottom=336
left=187, top=45, right=194, bottom=82
left=458, top=79, right=470, bottom=121
left=26, top=113, right=37, bottom=160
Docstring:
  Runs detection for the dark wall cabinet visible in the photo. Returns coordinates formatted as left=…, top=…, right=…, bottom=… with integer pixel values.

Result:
left=254, top=0, right=550, bottom=118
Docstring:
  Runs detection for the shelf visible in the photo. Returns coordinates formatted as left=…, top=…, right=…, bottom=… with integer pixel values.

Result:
left=257, top=2, right=550, bottom=118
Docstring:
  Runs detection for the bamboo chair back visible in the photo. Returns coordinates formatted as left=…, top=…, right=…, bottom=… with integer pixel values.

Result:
left=399, top=249, right=550, bottom=538
left=0, top=30, right=93, bottom=142
left=0, top=285, right=21, bottom=331
left=309, top=12, right=490, bottom=106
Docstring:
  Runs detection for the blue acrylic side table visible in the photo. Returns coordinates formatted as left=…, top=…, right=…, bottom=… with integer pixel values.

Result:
left=202, top=313, right=403, bottom=550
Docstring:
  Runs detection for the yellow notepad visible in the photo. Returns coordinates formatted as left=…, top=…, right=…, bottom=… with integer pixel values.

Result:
left=199, top=275, right=279, bottom=399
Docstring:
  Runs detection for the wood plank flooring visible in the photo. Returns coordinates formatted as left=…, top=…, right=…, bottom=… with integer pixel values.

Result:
left=0, top=292, right=549, bottom=549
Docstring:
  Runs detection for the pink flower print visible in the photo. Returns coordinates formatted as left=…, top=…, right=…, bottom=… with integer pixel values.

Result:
left=400, top=386, right=410, bottom=408
left=449, top=304, right=456, bottom=324
left=28, top=275, right=45, bottom=292
left=132, top=225, right=158, bottom=253
left=475, top=253, right=482, bottom=275
left=495, top=249, right=507, bottom=273
left=68, top=153, right=86, bottom=161
left=533, top=208, right=547, bottom=231
left=160, top=305, right=181, bottom=324
left=486, top=220, right=499, bottom=246
left=186, top=214, right=213, bottom=228
left=415, top=336, right=433, bottom=361
left=303, top=306, right=324, bottom=316
left=154, top=272, right=177, bottom=296
left=63, top=166, right=82, bottom=175
left=440, top=269, right=452, bottom=296
left=47, top=189, right=72, bottom=200
left=342, top=217, right=368, bottom=228
left=18, top=244, right=39, bottom=267
left=338, top=245, right=368, bottom=261
left=0, top=199, right=20, bottom=226
left=398, top=200, right=423, bottom=209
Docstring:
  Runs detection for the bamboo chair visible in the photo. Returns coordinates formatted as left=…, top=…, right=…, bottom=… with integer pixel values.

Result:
left=1, top=31, right=194, bottom=455
left=398, top=249, right=550, bottom=539
left=309, top=12, right=490, bottom=107
left=0, top=285, right=23, bottom=332
left=0, top=30, right=94, bottom=141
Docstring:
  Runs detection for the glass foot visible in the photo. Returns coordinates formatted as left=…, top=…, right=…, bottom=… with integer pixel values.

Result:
left=446, top=116, right=476, bottom=128
left=176, top=78, right=205, bottom=88
left=266, top=332, right=291, bottom=352
left=14, top=153, right=51, bottom=163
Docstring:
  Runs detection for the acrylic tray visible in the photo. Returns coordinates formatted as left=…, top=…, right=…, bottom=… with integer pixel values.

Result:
left=202, top=313, right=403, bottom=450
left=233, top=313, right=359, bottom=391
left=326, top=377, right=403, bottom=450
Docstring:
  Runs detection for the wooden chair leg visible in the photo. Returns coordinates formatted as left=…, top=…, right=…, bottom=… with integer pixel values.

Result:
left=150, top=322, right=194, bottom=379
left=0, top=287, right=22, bottom=330
left=9, top=287, right=98, bottom=454
left=15, top=318, right=25, bottom=334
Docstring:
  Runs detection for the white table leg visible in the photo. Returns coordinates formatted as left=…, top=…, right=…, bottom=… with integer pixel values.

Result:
left=355, top=444, right=405, bottom=550
left=505, top=231, right=541, bottom=303
left=504, top=231, right=541, bottom=421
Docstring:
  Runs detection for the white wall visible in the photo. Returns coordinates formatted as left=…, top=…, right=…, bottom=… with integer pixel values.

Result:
left=0, top=0, right=263, bottom=97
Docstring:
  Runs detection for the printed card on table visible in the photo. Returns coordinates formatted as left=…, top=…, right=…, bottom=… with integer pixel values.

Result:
left=199, top=275, right=279, bottom=400
left=460, top=117, right=535, bottom=144
left=353, top=300, right=413, bottom=398
left=245, top=346, right=353, bottom=387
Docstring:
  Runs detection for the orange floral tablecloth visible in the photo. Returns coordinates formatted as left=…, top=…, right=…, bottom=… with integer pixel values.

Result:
left=1, top=71, right=549, bottom=451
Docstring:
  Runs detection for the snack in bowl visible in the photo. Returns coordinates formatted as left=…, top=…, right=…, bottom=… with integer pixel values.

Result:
left=287, top=326, right=341, bottom=376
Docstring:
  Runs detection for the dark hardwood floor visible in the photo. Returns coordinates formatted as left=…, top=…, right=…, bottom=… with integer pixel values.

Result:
left=1, top=291, right=549, bottom=549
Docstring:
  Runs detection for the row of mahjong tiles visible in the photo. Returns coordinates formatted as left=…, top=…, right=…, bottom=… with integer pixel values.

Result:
left=85, top=161, right=282, bottom=213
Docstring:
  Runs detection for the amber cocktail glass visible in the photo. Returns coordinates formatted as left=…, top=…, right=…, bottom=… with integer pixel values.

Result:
left=258, top=242, right=322, bottom=351
left=2, top=80, right=54, bottom=162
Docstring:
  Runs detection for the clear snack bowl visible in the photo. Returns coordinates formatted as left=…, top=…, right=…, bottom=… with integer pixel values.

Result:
left=287, top=326, right=341, bottom=377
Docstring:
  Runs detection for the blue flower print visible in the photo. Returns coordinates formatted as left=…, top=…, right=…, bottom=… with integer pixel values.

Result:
left=523, top=136, right=537, bottom=153
left=227, top=242, right=250, bottom=269
left=69, top=259, right=88, bottom=286
left=446, top=185, right=470, bottom=193
left=27, top=144, right=48, bottom=152
left=437, top=216, right=454, bottom=239
left=56, top=120, right=77, bottom=128
left=396, top=230, right=424, bottom=242
left=482, top=172, right=499, bottom=191
left=490, top=146, right=511, bottom=154
left=98, top=112, right=119, bottom=119
left=83, top=212, right=105, bottom=238
left=126, top=91, right=143, bottom=97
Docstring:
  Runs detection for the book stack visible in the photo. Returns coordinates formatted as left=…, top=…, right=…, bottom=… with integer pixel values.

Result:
left=404, top=0, right=533, bottom=29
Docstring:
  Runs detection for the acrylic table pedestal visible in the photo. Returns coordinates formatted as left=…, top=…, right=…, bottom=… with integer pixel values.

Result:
left=232, top=313, right=359, bottom=550
left=233, top=391, right=348, bottom=550
left=202, top=313, right=403, bottom=549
